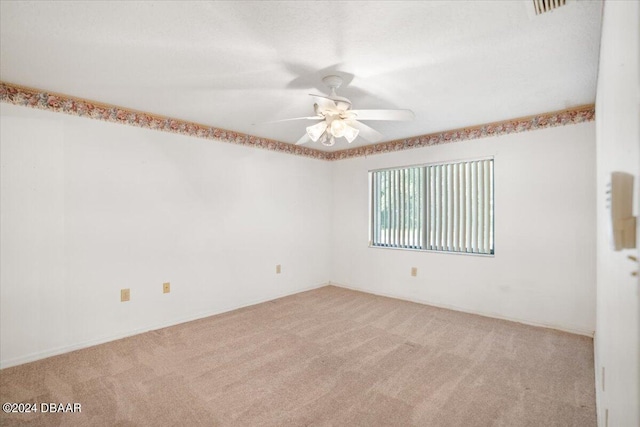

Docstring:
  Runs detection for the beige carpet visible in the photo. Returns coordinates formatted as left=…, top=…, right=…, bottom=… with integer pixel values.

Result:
left=0, top=285, right=595, bottom=426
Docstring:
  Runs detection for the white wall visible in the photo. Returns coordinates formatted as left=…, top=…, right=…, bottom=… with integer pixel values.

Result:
left=331, top=122, right=596, bottom=335
left=0, top=103, right=332, bottom=368
left=0, top=98, right=600, bottom=369
left=594, top=1, right=640, bottom=426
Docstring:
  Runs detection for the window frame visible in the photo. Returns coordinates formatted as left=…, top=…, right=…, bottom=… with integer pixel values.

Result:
left=368, top=156, right=495, bottom=257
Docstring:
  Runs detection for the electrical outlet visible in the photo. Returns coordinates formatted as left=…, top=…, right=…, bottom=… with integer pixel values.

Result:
left=163, top=282, right=170, bottom=294
left=276, top=264, right=281, bottom=274
left=411, top=267, right=418, bottom=277
left=121, top=288, right=130, bottom=302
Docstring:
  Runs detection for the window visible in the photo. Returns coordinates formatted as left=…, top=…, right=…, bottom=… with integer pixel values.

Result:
left=370, top=158, right=494, bottom=255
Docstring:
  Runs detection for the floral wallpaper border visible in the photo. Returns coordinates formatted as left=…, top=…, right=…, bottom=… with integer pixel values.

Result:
left=1, top=82, right=594, bottom=162
left=325, top=104, right=595, bottom=160
left=0, top=82, right=329, bottom=160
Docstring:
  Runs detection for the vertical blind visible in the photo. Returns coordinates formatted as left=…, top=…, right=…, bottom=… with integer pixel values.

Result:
left=371, top=158, right=494, bottom=255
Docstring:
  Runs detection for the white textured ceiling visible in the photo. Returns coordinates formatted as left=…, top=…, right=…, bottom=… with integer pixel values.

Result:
left=0, top=1, right=602, bottom=151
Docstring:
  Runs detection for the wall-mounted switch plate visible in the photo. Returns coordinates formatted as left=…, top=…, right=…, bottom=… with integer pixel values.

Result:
left=276, top=264, right=281, bottom=274
left=411, top=267, right=418, bottom=277
left=163, top=282, right=170, bottom=294
left=121, top=288, right=130, bottom=302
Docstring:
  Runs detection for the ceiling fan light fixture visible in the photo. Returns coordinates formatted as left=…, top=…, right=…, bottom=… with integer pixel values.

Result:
left=283, top=74, right=414, bottom=148
left=330, top=119, right=347, bottom=138
left=306, top=121, right=327, bottom=142
left=319, top=133, right=336, bottom=147
left=343, top=125, right=359, bottom=143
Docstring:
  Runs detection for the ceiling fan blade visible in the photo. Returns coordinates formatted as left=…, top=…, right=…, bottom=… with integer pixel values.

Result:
left=295, top=133, right=312, bottom=145
left=349, top=109, right=415, bottom=121
left=350, top=121, right=384, bottom=143
left=264, top=116, right=324, bottom=124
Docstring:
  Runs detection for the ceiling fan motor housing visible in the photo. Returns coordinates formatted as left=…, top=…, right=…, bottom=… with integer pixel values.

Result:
left=322, top=75, right=343, bottom=90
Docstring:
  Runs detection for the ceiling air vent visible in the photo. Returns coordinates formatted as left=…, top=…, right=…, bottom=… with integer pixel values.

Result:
left=531, top=0, right=568, bottom=15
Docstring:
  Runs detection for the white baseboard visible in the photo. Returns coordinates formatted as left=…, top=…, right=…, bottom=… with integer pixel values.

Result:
left=1, top=280, right=593, bottom=369
left=329, top=281, right=595, bottom=338
left=0, top=281, right=329, bottom=369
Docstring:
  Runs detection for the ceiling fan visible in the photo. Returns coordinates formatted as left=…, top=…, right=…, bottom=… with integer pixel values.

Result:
left=275, top=75, right=415, bottom=147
